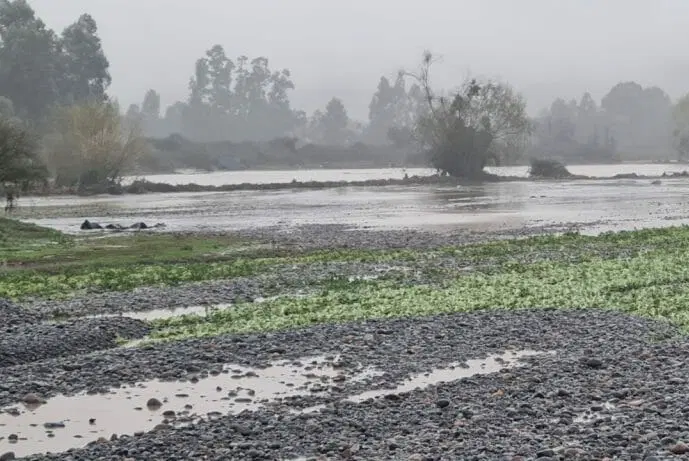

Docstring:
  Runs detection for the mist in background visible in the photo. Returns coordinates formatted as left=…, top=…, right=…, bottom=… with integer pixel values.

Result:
left=28, top=0, right=689, bottom=119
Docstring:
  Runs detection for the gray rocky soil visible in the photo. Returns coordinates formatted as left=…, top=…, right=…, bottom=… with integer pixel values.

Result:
left=1, top=224, right=685, bottom=460
left=0, top=308, right=687, bottom=460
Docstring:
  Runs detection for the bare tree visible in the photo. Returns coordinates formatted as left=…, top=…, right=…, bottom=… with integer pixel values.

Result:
left=45, top=100, right=147, bottom=190
left=403, top=51, right=532, bottom=178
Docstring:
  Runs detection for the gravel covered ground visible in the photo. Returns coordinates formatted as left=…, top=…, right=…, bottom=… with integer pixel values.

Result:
left=0, top=313, right=150, bottom=368
left=23, top=261, right=415, bottom=319
left=18, top=223, right=594, bottom=320
left=3, top=222, right=689, bottom=460
left=233, top=223, right=593, bottom=251
left=0, top=309, right=687, bottom=460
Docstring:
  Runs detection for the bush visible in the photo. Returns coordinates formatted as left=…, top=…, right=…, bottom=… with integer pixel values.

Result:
left=0, top=118, right=47, bottom=191
left=528, top=158, right=573, bottom=179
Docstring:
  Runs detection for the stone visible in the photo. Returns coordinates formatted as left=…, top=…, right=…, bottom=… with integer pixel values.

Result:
left=146, top=398, right=163, bottom=409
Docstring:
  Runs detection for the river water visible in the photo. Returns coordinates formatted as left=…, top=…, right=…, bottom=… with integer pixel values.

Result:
left=126, top=164, right=689, bottom=186
left=13, top=164, right=689, bottom=235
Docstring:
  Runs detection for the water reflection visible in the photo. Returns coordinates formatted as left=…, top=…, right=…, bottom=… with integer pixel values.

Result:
left=0, top=356, right=378, bottom=458
left=11, top=167, right=689, bottom=235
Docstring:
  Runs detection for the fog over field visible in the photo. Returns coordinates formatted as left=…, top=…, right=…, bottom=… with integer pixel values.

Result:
left=6, top=2, right=689, bottom=461
left=29, top=0, right=689, bottom=119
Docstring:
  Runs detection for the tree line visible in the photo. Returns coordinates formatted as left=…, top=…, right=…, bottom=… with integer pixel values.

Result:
left=126, top=45, right=429, bottom=148
left=2, top=0, right=689, bottom=195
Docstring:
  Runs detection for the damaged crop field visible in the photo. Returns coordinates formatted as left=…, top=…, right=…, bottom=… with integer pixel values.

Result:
left=3, top=217, right=689, bottom=460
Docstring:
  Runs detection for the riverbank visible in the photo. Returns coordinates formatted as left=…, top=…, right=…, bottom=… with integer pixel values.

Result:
left=4, top=220, right=689, bottom=459
left=22, top=168, right=689, bottom=197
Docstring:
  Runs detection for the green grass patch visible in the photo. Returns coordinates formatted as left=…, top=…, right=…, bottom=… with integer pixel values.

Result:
left=0, top=217, right=70, bottom=262
left=5, top=217, right=689, bottom=304
left=148, top=228, right=689, bottom=341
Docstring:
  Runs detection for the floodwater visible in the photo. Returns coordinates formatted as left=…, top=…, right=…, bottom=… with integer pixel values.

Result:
left=126, top=163, right=689, bottom=186
left=345, top=349, right=547, bottom=403
left=85, top=295, right=312, bottom=323
left=85, top=303, right=234, bottom=322
left=0, top=350, right=548, bottom=458
left=573, top=402, right=616, bottom=424
left=15, top=174, right=689, bottom=235
left=0, top=356, right=376, bottom=458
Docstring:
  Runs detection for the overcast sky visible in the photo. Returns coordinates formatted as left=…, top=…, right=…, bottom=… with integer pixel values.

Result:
left=30, top=0, right=689, bottom=120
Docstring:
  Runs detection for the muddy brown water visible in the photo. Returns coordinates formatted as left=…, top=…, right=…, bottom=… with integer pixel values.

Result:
left=0, top=350, right=548, bottom=458
left=0, top=356, right=378, bottom=458
left=12, top=164, right=689, bottom=235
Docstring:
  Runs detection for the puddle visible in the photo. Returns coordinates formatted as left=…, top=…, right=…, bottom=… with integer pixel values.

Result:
left=573, top=402, right=616, bottom=423
left=111, top=303, right=234, bottom=321
left=345, top=350, right=547, bottom=403
left=0, top=356, right=377, bottom=458
left=297, top=350, right=551, bottom=415
left=84, top=294, right=307, bottom=322
left=0, top=350, right=552, bottom=457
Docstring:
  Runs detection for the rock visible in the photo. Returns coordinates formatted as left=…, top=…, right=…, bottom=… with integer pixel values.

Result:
left=44, top=422, right=66, bottom=429
left=130, top=222, right=148, bottom=230
left=436, top=399, right=450, bottom=409
left=0, top=452, right=15, bottom=461
left=21, top=393, right=45, bottom=405
left=268, top=347, right=286, bottom=354
left=146, top=398, right=163, bottom=409
left=670, top=443, right=689, bottom=455
left=581, top=358, right=604, bottom=369
left=162, top=410, right=176, bottom=418
left=80, top=220, right=102, bottom=230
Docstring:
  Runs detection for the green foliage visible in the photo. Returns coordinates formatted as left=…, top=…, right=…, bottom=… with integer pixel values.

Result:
left=0, top=229, right=273, bottom=299
left=533, top=82, right=673, bottom=163
left=45, top=100, right=147, bottom=190
left=59, top=14, right=111, bottom=103
left=178, top=45, right=297, bottom=142
left=0, top=217, right=67, bottom=258
left=0, top=118, right=47, bottom=189
left=528, top=158, right=573, bottom=179
left=313, top=98, right=350, bottom=145
left=673, top=94, right=689, bottom=160
left=0, top=1, right=110, bottom=124
left=7, top=215, right=689, bottom=312
left=0, top=260, right=265, bottom=299
left=148, top=227, right=689, bottom=340
left=409, top=52, right=531, bottom=178
left=366, top=75, right=423, bottom=145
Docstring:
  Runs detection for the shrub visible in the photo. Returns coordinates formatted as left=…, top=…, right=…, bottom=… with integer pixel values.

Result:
left=528, top=158, right=572, bottom=179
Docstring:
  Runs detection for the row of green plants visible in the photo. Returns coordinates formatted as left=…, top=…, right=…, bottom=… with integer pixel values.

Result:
left=4, top=225, right=689, bottom=301
left=146, top=233, right=689, bottom=340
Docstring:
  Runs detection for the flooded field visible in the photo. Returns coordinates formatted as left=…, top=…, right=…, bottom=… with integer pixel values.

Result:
left=127, top=163, right=689, bottom=186
left=14, top=174, right=689, bottom=235
left=0, top=350, right=543, bottom=458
